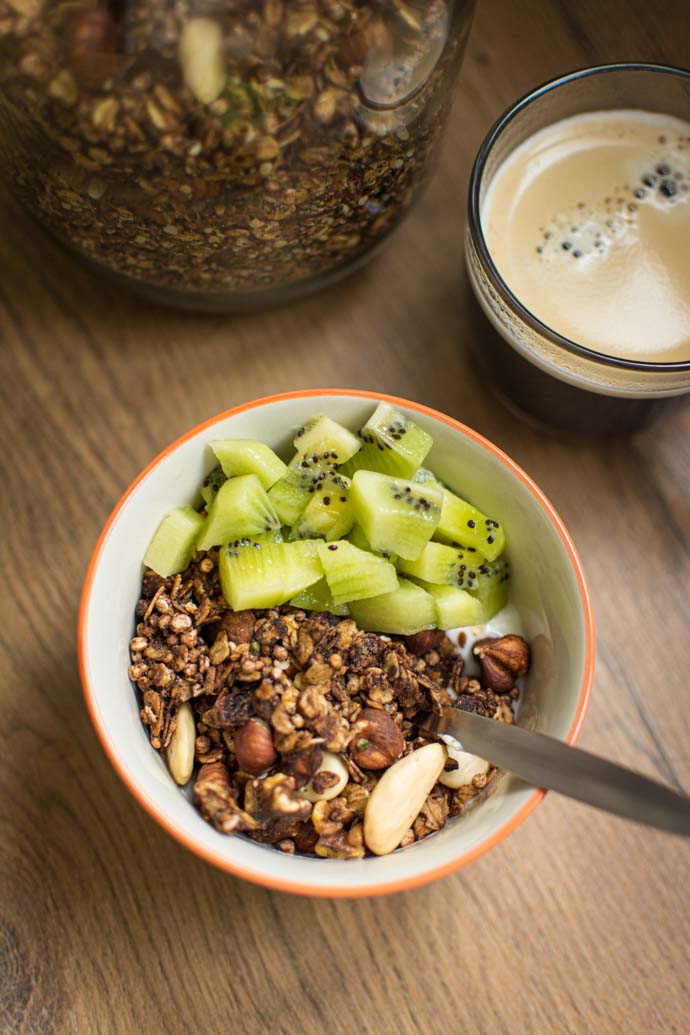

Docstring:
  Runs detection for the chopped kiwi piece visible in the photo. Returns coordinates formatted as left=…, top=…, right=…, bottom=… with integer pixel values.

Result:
left=210, top=439, right=287, bottom=489
left=283, top=414, right=359, bottom=498
left=291, top=473, right=353, bottom=542
left=397, top=541, right=484, bottom=589
left=291, top=577, right=349, bottom=615
left=230, top=529, right=284, bottom=547
left=317, top=540, right=398, bottom=606
left=341, top=402, right=433, bottom=478
left=434, top=490, right=506, bottom=561
left=285, top=449, right=339, bottom=488
left=197, top=474, right=280, bottom=551
left=349, top=578, right=437, bottom=635
left=346, top=523, right=373, bottom=552
left=143, top=506, right=205, bottom=578
left=278, top=415, right=359, bottom=509
left=469, top=556, right=511, bottom=621
left=423, top=583, right=483, bottom=628
left=200, top=465, right=226, bottom=510
left=412, top=466, right=444, bottom=488
left=219, top=539, right=322, bottom=610
left=351, top=470, right=443, bottom=561
left=268, top=477, right=311, bottom=526
left=268, top=449, right=339, bottom=524
left=271, top=434, right=353, bottom=525
left=346, top=523, right=396, bottom=561
left=293, top=415, right=361, bottom=466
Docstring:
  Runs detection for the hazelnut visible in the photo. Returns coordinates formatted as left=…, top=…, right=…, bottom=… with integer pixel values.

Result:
left=219, top=609, right=256, bottom=644
left=351, top=708, right=404, bottom=770
left=234, top=718, right=277, bottom=775
left=339, top=16, right=391, bottom=66
left=473, top=634, right=530, bottom=693
left=66, top=10, right=120, bottom=90
left=404, top=629, right=446, bottom=656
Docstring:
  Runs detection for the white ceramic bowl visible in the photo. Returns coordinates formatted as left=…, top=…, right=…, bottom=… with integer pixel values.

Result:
left=79, top=390, right=595, bottom=897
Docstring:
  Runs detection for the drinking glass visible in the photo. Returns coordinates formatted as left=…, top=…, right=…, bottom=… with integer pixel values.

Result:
left=465, top=63, right=690, bottom=437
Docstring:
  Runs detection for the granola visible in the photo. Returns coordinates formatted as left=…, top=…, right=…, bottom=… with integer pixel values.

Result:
left=0, top=0, right=473, bottom=307
left=129, top=550, right=528, bottom=858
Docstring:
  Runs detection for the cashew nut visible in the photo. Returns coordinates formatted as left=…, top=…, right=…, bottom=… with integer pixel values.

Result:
left=438, top=743, right=490, bottom=789
left=300, top=751, right=349, bottom=802
left=179, top=19, right=226, bottom=105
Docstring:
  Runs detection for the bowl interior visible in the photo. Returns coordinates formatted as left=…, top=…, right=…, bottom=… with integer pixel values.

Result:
left=81, top=392, right=592, bottom=895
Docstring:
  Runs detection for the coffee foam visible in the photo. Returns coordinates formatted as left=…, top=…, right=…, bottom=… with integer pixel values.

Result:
left=481, top=110, right=690, bottom=363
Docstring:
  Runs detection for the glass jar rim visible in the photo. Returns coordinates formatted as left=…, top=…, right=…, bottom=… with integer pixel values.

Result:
left=467, top=61, right=690, bottom=375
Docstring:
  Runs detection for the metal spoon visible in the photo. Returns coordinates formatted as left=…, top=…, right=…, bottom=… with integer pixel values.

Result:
left=420, top=707, right=690, bottom=837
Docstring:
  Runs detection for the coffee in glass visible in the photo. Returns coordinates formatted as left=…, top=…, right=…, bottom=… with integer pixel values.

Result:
left=465, top=64, right=690, bottom=437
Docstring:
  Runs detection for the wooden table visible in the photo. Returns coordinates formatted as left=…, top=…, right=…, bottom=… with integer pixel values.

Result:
left=1, top=1, right=689, bottom=1032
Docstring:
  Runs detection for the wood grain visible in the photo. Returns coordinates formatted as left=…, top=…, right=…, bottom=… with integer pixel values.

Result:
left=1, top=1, right=689, bottom=1032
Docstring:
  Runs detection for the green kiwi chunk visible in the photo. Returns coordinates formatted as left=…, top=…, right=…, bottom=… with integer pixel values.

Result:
left=291, top=577, right=349, bottom=615
left=423, top=583, right=484, bottom=628
left=412, top=466, right=444, bottom=488
left=200, top=465, right=226, bottom=510
left=468, top=556, right=511, bottom=620
left=341, top=402, right=433, bottom=478
left=396, top=541, right=484, bottom=589
left=269, top=446, right=341, bottom=523
left=317, top=540, right=398, bottom=606
left=210, top=439, right=287, bottom=489
left=143, top=506, right=205, bottom=577
left=197, top=474, right=280, bottom=551
left=293, top=415, right=361, bottom=466
left=268, top=477, right=311, bottom=525
left=273, top=416, right=360, bottom=519
left=230, top=530, right=284, bottom=546
left=346, top=523, right=396, bottom=562
left=219, top=539, right=322, bottom=610
left=350, top=469, right=443, bottom=561
left=349, top=578, right=437, bottom=635
left=281, top=415, right=359, bottom=497
left=434, top=490, right=506, bottom=561
left=291, top=473, right=353, bottom=542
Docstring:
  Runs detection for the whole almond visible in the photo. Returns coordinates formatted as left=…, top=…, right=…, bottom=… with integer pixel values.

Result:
left=363, top=743, right=446, bottom=856
left=166, top=701, right=196, bottom=785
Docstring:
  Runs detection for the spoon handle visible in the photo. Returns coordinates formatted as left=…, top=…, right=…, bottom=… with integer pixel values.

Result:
left=423, top=708, right=690, bottom=837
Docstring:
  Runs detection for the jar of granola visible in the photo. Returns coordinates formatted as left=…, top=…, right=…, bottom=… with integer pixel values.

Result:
left=0, top=0, right=475, bottom=309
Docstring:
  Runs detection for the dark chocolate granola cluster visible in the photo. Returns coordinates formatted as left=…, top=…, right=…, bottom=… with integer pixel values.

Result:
left=129, top=550, right=527, bottom=858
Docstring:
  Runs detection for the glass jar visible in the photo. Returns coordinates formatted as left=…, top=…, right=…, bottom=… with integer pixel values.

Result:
left=0, top=0, right=474, bottom=309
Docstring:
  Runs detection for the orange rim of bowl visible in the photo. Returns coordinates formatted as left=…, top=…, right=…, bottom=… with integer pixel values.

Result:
left=78, top=389, right=595, bottom=898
